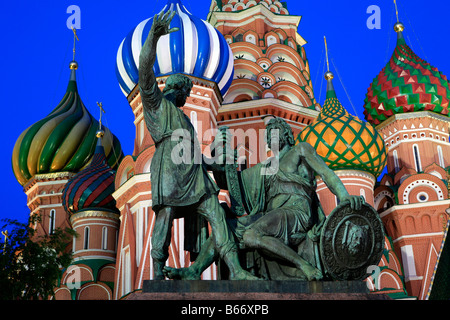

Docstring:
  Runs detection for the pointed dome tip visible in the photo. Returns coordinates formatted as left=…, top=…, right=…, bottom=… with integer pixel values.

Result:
left=324, top=72, right=337, bottom=99
left=394, top=22, right=405, bottom=42
left=69, top=60, right=78, bottom=82
left=69, top=60, right=78, bottom=70
left=394, top=22, right=404, bottom=33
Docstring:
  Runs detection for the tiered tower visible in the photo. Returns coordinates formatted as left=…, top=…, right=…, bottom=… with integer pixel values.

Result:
left=364, top=21, right=450, bottom=299
left=11, top=58, right=123, bottom=240
left=55, top=130, right=120, bottom=300
left=207, top=0, right=320, bottom=166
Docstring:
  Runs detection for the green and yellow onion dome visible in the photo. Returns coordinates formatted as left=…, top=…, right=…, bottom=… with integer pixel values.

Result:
left=364, top=23, right=450, bottom=125
left=297, top=72, right=387, bottom=178
left=12, top=62, right=124, bottom=186
left=62, top=134, right=119, bottom=216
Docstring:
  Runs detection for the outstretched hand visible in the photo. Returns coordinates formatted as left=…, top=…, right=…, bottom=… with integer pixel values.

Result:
left=340, top=195, right=365, bottom=211
left=150, top=9, right=179, bottom=39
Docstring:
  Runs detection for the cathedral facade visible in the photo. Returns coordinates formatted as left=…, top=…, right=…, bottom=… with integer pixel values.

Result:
left=11, top=0, right=449, bottom=300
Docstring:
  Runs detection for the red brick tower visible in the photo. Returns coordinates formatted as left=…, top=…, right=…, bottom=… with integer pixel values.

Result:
left=365, top=21, right=450, bottom=299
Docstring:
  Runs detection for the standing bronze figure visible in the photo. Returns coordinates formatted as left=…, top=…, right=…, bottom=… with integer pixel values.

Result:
left=139, top=9, right=257, bottom=280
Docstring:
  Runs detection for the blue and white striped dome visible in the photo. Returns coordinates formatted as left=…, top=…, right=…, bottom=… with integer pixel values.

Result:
left=116, top=0, right=234, bottom=98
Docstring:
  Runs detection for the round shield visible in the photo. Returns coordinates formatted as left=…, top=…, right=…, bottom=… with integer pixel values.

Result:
left=319, top=201, right=384, bottom=281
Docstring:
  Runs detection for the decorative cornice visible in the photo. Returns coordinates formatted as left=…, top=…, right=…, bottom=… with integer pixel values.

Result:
left=380, top=199, right=450, bottom=218
left=23, top=171, right=76, bottom=191
left=219, top=97, right=319, bottom=118
left=376, top=111, right=450, bottom=132
left=316, top=169, right=376, bottom=185
left=113, top=173, right=151, bottom=200
left=70, top=209, right=120, bottom=224
left=208, top=4, right=301, bottom=29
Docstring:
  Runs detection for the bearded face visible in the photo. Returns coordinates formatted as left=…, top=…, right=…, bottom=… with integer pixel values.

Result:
left=265, top=118, right=295, bottom=153
left=175, top=87, right=190, bottom=107
left=343, top=221, right=369, bottom=256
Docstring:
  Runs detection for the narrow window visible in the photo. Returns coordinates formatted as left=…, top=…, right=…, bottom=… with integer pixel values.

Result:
left=190, top=111, right=198, bottom=133
left=393, top=150, right=399, bottom=173
left=360, top=189, right=366, bottom=201
left=72, top=235, right=76, bottom=253
left=139, top=121, right=144, bottom=145
left=49, top=209, right=56, bottom=235
left=438, top=146, right=444, bottom=167
left=84, top=227, right=90, bottom=250
left=413, top=145, right=422, bottom=172
left=102, top=227, right=108, bottom=250
left=115, top=230, right=119, bottom=252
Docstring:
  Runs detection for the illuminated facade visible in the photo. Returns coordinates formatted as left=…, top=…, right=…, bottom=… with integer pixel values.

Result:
left=11, top=0, right=450, bottom=300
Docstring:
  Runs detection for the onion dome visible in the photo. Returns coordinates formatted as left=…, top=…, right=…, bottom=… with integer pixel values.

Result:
left=297, top=72, right=387, bottom=178
left=116, top=0, right=234, bottom=97
left=364, top=23, right=450, bottom=125
left=12, top=62, right=124, bottom=186
left=62, top=133, right=118, bottom=216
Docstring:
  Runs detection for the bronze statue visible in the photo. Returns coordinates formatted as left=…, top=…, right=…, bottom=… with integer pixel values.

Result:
left=164, top=118, right=366, bottom=280
left=139, top=9, right=258, bottom=280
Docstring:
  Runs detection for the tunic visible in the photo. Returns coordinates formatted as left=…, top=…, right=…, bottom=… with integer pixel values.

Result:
left=140, top=82, right=219, bottom=212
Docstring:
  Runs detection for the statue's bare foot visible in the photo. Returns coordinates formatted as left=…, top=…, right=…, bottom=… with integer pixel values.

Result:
left=163, top=266, right=201, bottom=280
left=229, top=270, right=261, bottom=280
left=301, top=264, right=323, bottom=281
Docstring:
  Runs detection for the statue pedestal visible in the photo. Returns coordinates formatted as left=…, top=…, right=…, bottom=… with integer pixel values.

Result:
left=125, top=280, right=390, bottom=300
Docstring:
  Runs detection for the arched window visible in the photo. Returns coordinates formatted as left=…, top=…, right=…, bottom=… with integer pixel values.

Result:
left=84, top=227, right=90, bottom=250
left=266, top=35, right=278, bottom=47
left=437, top=145, right=444, bottom=167
left=245, top=34, right=256, bottom=45
left=360, top=189, right=366, bottom=201
left=102, top=227, right=108, bottom=250
left=123, top=251, right=132, bottom=295
left=139, top=121, right=145, bottom=145
left=115, top=230, right=119, bottom=252
left=235, top=34, right=243, bottom=42
left=49, top=209, right=56, bottom=235
left=393, top=150, right=399, bottom=173
left=413, top=144, right=422, bottom=172
left=72, top=235, right=76, bottom=253
left=190, top=111, right=198, bottom=133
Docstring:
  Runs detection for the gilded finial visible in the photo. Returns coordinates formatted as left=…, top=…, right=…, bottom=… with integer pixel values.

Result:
left=393, top=0, right=405, bottom=33
left=72, top=27, right=79, bottom=60
left=96, top=102, right=105, bottom=138
left=70, top=27, right=79, bottom=70
left=324, top=36, right=334, bottom=80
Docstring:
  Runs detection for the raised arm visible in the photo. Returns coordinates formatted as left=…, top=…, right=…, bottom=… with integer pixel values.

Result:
left=139, top=10, right=179, bottom=103
left=295, top=142, right=364, bottom=210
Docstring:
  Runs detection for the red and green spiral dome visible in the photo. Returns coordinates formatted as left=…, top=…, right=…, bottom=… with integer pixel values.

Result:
left=364, top=24, right=450, bottom=125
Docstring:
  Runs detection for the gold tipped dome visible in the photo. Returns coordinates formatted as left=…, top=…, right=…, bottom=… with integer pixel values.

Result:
left=394, top=22, right=404, bottom=33
left=325, top=71, right=334, bottom=81
left=96, top=130, right=105, bottom=138
left=69, top=60, right=78, bottom=70
left=298, top=36, right=387, bottom=178
left=364, top=20, right=450, bottom=125
left=12, top=63, right=124, bottom=186
left=297, top=77, right=387, bottom=177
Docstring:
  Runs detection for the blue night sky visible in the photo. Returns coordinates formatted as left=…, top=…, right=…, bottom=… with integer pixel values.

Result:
left=1, top=0, right=449, bottom=224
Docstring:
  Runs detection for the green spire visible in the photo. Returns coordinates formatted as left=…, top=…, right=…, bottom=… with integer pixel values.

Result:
left=321, top=36, right=345, bottom=116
